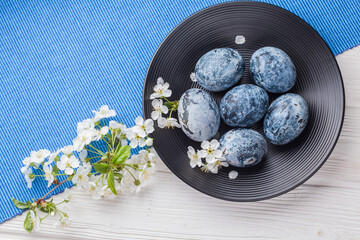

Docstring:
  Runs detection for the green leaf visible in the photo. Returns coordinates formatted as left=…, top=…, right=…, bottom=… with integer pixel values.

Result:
left=164, top=101, right=173, bottom=109
left=11, top=198, right=30, bottom=210
left=107, top=170, right=117, bottom=195
left=113, top=145, right=131, bottom=165
left=114, top=172, right=123, bottom=179
left=52, top=165, right=60, bottom=174
left=24, top=212, right=33, bottom=233
left=92, top=163, right=110, bottom=174
left=38, top=207, right=49, bottom=213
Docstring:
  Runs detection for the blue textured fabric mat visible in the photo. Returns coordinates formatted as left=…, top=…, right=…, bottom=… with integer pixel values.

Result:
left=1, top=0, right=359, bottom=223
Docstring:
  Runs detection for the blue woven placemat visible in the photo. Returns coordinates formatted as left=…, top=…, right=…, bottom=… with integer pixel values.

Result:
left=1, top=0, right=359, bottom=223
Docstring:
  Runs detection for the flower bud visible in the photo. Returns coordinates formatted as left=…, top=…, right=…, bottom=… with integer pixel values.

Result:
left=29, top=173, right=35, bottom=179
left=40, top=202, right=47, bottom=208
left=134, top=179, right=141, bottom=186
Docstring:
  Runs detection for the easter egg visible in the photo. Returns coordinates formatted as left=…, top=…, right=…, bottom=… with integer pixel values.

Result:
left=264, top=93, right=309, bottom=145
left=220, top=128, right=267, bottom=167
left=178, top=88, right=220, bottom=142
left=250, top=46, right=296, bottom=93
left=195, top=48, right=245, bottom=92
left=220, top=84, right=269, bottom=127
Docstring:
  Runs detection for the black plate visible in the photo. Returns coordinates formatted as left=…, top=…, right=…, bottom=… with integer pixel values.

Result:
left=143, top=2, right=344, bottom=201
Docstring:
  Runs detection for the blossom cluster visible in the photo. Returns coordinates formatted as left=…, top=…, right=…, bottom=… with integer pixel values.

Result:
left=150, top=77, right=181, bottom=129
left=187, top=139, right=228, bottom=174
left=13, top=105, right=156, bottom=233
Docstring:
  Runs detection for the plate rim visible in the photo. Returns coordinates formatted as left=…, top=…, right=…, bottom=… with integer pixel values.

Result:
left=142, top=1, right=345, bottom=202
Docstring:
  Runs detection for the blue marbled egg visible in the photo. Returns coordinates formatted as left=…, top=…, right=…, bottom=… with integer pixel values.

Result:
left=178, top=88, right=220, bottom=142
left=195, top=48, right=245, bottom=92
left=264, top=93, right=309, bottom=145
left=220, top=84, right=269, bottom=127
left=220, top=128, right=267, bottom=167
left=250, top=47, right=296, bottom=93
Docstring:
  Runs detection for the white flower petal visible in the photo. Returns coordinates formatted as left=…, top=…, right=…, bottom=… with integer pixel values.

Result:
left=151, top=111, right=160, bottom=120
left=157, top=117, right=166, bottom=128
left=214, top=149, right=223, bottom=158
left=198, top=150, right=208, bottom=158
left=79, top=149, right=88, bottom=161
left=145, top=138, right=153, bottom=146
left=210, top=139, right=220, bottom=149
left=135, top=116, right=144, bottom=126
left=206, top=155, right=216, bottom=164
left=187, top=146, right=195, bottom=155
left=201, top=141, right=210, bottom=150
left=228, top=170, right=238, bottom=179
left=163, top=89, right=172, bottom=97
left=65, top=168, right=74, bottom=175
left=157, top=77, right=164, bottom=85
left=161, top=105, right=169, bottom=114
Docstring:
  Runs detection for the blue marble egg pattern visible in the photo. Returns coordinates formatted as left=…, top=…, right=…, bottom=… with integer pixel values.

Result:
left=264, top=93, right=309, bottom=145
left=220, top=84, right=269, bottom=127
left=195, top=48, right=245, bottom=92
left=250, top=47, right=296, bottom=93
left=178, top=88, right=220, bottom=142
left=220, top=128, right=267, bottom=167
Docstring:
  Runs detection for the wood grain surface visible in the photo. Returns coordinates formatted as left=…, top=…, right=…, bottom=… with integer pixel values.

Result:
left=1, top=46, right=359, bottom=240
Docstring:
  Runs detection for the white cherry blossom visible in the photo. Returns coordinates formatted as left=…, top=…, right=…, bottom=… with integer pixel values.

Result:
left=43, top=164, right=54, bottom=187
left=94, top=126, right=109, bottom=141
left=72, top=165, right=90, bottom=189
left=24, top=168, right=34, bottom=188
left=92, top=105, right=116, bottom=121
left=150, top=80, right=172, bottom=99
left=57, top=155, right=80, bottom=175
left=151, top=99, right=168, bottom=120
left=132, top=117, right=154, bottom=136
left=30, top=149, right=51, bottom=165
left=29, top=210, right=40, bottom=232
left=206, top=157, right=229, bottom=174
left=187, top=146, right=203, bottom=168
left=157, top=117, right=181, bottom=129
left=109, top=120, right=126, bottom=131
left=79, top=149, right=88, bottom=161
left=145, top=138, right=153, bottom=146
left=77, top=118, right=95, bottom=133
left=73, top=129, right=97, bottom=151
left=61, top=145, right=74, bottom=155
left=87, top=182, right=103, bottom=200
left=198, top=139, right=223, bottom=164
left=53, top=217, right=72, bottom=230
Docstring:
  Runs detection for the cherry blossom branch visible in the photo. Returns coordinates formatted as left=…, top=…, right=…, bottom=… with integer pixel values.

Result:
left=39, top=179, right=69, bottom=201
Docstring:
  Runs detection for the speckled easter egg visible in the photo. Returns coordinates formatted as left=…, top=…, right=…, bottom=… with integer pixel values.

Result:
left=220, top=84, right=269, bottom=127
left=195, top=48, right=245, bottom=92
left=220, top=128, right=267, bottom=167
left=178, top=88, right=220, bottom=142
left=264, top=93, right=309, bottom=145
left=250, top=47, right=296, bottom=93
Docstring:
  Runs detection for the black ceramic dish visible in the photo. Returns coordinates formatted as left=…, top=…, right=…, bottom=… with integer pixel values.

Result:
left=143, top=2, right=344, bottom=201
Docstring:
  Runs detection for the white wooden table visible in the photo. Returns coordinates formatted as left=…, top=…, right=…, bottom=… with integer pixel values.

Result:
left=1, top=46, right=360, bottom=240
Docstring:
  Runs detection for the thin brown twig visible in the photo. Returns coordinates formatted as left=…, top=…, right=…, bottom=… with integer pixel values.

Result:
left=39, top=179, right=69, bottom=200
